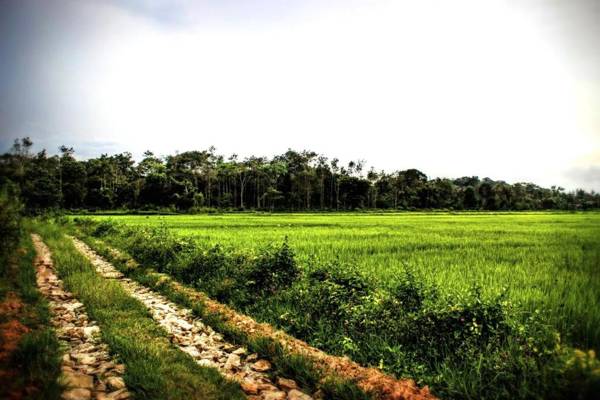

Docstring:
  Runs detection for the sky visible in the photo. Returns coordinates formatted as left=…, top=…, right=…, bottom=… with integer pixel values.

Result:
left=0, top=0, right=599, bottom=191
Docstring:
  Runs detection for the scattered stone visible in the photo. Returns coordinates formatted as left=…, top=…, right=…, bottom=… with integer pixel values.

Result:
left=63, top=371, right=94, bottom=390
left=61, top=388, right=92, bottom=400
left=83, top=326, right=100, bottom=338
left=252, top=359, right=272, bottom=372
left=197, top=359, right=216, bottom=368
left=97, top=381, right=107, bottom=391
left=106, top=376, right=126, bottom=390
left=222, top=343, right=235, bottom=351
left=114, top=364, right=126, bottom=374
left=232, top=347, right=246, bottom=356
left=105, top=388, right=131, bottom=399
left=181, top=345, right=201, bottom=358
left=288, top=389, right=314, bottom=400
left=225, top=353, right=241, bottom=370
left=65, top=302, right=84, bottom=312
left=257, top=383, right=279, bottom=392
left=262, top=391, right=287, bottom=400
left=175, top=318, right=193, bottom=331
left=241, top=380, right=259, bottom=395
left=69, top=236, right=296, bottom=397
left=277, top=377, right=298, bottom=391
left=72, top=353, right=96, bottom=365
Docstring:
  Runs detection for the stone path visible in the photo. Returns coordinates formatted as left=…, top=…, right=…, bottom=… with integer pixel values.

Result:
left=70, top=236, right=313, bottom=400
left=31, top=234, right=131, bottom=400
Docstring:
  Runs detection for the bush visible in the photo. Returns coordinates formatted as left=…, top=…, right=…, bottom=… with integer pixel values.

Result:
left=247, top=238, right=299, bottom=295
left=92, top=222, right=302, bottom=307
left=91, top=219, right=120, bottom=237
left=270, top=263, right=373, bottom=351
left=267, top=264, right=576, bottom=398
left=122, top=225, right=191, bottom=269
left=175, top=245, right=230, bottom=284
left=0, top=186, right=22, bottom=266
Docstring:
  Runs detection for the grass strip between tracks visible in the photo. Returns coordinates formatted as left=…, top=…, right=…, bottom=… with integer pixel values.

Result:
left=30, top=220, right=245, bottom=400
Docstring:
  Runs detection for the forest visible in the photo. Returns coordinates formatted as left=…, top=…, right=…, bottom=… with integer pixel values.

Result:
left=1, top=138, right=599, bottom=213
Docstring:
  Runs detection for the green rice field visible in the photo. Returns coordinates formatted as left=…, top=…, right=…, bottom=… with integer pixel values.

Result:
left=82, top=212, right=600, bottom=349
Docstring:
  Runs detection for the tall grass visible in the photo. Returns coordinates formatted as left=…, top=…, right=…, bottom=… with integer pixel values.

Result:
left=81, top=212, right=600, bottom=349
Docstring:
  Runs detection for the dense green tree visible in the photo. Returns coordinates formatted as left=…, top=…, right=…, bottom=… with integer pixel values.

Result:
left=137, top=151, right=168, bottom=207
left=1, top=138, right=598, bottom=212
left=22, top=150, right=61, bottom=211
left=59, top=146, right=87, bottom=208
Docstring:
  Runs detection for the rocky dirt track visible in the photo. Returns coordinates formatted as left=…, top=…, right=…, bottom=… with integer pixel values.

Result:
left=71, top=236, right=313, bottom=400
left=32, top=234, right=131, bottom=400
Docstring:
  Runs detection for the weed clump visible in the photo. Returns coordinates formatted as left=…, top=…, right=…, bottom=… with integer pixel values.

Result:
left=247, top=237, right=299, bottom=295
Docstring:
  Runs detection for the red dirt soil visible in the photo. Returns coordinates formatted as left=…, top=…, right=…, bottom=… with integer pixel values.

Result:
left=0, top=292, right=31, bottom=400
left=0, top=292, right=24, bottom=316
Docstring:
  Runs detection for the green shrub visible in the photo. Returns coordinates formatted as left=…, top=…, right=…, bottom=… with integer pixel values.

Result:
left=95, top=221, right=302, bottom=307
left=0, top=185, right=22, bottom=264
left=265, top=265, right=577, bottom=398
left=246, top=238, right=299, bottom=295
left=119, top=225, right=191, bottom=270
left=91, top=219, right=120, bottom=237
left=175, top=245, right=230, bottom=284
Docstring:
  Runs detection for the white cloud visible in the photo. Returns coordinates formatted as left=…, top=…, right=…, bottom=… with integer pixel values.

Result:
left=3, top=0, right=599, bottom=190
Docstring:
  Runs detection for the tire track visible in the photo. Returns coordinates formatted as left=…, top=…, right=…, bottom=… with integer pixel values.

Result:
left=32, top=234, right=131, bottom=400
left=70, top=236, right=313, bottom=400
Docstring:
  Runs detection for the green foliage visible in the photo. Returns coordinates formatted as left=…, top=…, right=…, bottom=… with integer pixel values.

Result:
left=87, top=212, right=600, bottom=350
left=91, top=219, right=121, bottom=237
left=2, top=138, right=599, bottom=213
left=246, top=237, right=299, bottom=295
left=126, top=225, right=190, bottom=269
left=270, top=264, right=574, bottom=398
left=13, top=328, right=63, bottom=398
left=88, top=222, right=299, bottom=306
left=83, top=236, right=371, bottom=399
left=560, top=349, right=600, bottom=399
left=0, top=185, right=22, bottom=264
left=75, top=215, right=600, bottom=399
left=279, top=262, right=372, bottom=339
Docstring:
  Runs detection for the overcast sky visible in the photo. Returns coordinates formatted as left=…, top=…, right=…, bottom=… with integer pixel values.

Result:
left=1, top=0, right=599, bottom=190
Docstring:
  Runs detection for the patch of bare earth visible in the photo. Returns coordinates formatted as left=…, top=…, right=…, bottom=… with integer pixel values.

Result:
left=0, top=291, right=31, bottom=400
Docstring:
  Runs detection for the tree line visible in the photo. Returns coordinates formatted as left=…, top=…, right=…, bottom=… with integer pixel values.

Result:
left=1, top=138, right=598, bottom=212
